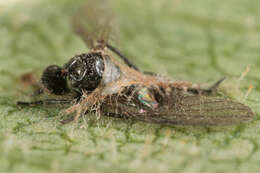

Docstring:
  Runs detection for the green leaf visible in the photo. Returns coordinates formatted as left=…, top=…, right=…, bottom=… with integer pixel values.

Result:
left=0, top=0, right=259, bottom=173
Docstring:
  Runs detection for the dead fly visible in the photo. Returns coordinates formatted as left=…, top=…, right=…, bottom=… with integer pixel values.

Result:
left=17, top=1, right=254, bottom=126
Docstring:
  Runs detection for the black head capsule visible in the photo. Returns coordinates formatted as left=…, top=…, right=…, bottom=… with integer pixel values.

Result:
left=41, top=65, right=69, bottom=95
left=64, top=53, right=105, bottom=92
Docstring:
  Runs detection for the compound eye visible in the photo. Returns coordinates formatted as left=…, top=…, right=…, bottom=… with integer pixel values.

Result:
left=41, top=65, right=69, bottom=95
left=64, top=53, right=105, bottom=92
left=68, top=59, right=87, bottom=81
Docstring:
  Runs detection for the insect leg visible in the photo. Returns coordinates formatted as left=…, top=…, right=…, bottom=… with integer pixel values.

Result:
left=106, top=43, right=157, bottom=75
left=60, top=110, right=91, bottom=124
left=143, top=71, right=157, bottom=76
left=207, top=77, right=226, bottom=91
left=60, top=116, right=75, bottom=124
left=102, top=112, right=132, bottom=120
left=188, top=77, right=226, bottom=95
left=106, top=43, right=140, bottom=71
left=17, top=99, right=74, bottom=106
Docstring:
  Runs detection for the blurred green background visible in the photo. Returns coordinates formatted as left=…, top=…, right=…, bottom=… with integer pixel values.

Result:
left=0, top=0, right=260, bottom=172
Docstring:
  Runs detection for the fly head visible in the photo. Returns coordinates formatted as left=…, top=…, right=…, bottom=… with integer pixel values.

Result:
left=64, top=53, right=105, bottom=93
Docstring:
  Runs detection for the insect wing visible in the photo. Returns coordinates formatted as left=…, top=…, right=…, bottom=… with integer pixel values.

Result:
left=73, top=0, right=116, bottom=49
left=102, top=92, right=254, bottom=126
left=150, top=96, right=254, bottom=126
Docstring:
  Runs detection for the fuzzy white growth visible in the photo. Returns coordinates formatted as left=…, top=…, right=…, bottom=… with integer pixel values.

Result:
left=101, top=56, right=121, bottom=85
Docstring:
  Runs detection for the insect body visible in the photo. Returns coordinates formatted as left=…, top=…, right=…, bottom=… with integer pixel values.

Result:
left=17, top=2, right=254, bottom=126
left=17, top=46, right=254, bottom=126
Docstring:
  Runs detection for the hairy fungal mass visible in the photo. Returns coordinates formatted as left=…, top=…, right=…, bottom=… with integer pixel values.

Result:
left=17, top=1, right=254, bottom=126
